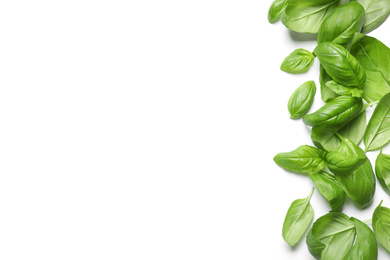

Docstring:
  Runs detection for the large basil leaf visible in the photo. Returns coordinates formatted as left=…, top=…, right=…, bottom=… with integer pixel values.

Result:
left=310, top=212, right=356, bottom=260
left=375, top=149, right=390, bottom=195
left=325, top=151, right=366, bottom=175
left=303, top=96, right=362, bottom=127
left=268, top=0, right=291, bottom=23
left=311, top=110, right=367, bottom=151
left=320, top=65, right=338, bottom=102
left=345, top=218, right=378, bottom=260
left=356, top=0, right=390, bottom=33
left=281, top=0, right=340, bottom=33
left=349, top=33, right=390, bottom=102
left=326, top=81, right=363, bottom=98
left=372, top=201, right=390, bottom=253
left=282, top=188, right=315, bottom=247
left=364, top=92, right=390, bottom=151
left=309, top=171, right=345, bottom=211
left=280, top=49, right=315, bottom=74
left=314, top=42, right=366, bottom=87
left=273, top=145, right=325, bottom=173
left=288, top=81, right=316, bottom=119
left=317, top=1, right=365, bottom=46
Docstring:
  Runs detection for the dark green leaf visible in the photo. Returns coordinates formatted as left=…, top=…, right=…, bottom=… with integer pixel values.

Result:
left=288, top=81, right=316, bottom=119
left=306, top=227, right=325, bottom=260
left=375, top=149, right=390, bottom=195
left=320, top=65, right=338, bottom=102
left=326, top=81, right=363, bottom=98
left=325, top=151, right=366, bottom=175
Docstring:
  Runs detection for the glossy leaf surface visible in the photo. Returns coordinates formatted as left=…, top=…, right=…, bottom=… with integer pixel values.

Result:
left=320, top=65, right=338, bottom=102
left=326, top=81, right=363, bottom=98
left=281, top=49, right=315, bottom=74
left=268, top=0, right=291, bottom=23
left=288, top=81, right=316, bottom=119
left=356, top=0, right=390, bottom=33
left=375, top=149, right=390, bottom=195
left=373, top=201, right=390, bottom=253
left=345, top=218, right=378, bottom=260
left=325, top=151, right=366, bottom=175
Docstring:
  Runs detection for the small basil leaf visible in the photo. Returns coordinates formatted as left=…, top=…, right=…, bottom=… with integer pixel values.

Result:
left=303, top=96, right=362, bottom=127
left=288, top=81, right=316, bottom=119
left=314, top=42, right=366, bottom=88
left=375, top=149, right=390, bottom=195
left=326, top=81, right=363, bottom=97
left=364, top=92, right=390, bottom=151
left=372, top=201, right=390, bottom=253
left=282, top=188, right=315, bottom=247
left=345, top=217, right=378, bottom=260
left=356, top=0, right=390, bottom=33
left=320, top=65, right=338, bottom=102
left=311, top=212, right=355, bottom=260
left=274, top=145, right=325, bottom=173
left=349, top=33, right=390, bottom=102
left=309, top=171, right=345, bottom=211
left=306, top=227, right=325, bottom=260
left=325, top=151, right=366, bottom=175
left=280, top=49, right=315, bottom=74
left=268, top=0, right=291, bottom=23
left=317, top=1, right=365, bottom=46
left=281, top=0, right=340, bottom=33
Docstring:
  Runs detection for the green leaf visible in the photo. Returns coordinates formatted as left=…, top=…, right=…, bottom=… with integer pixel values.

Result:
left=356, top=0, right=390, bottom=33
left=306, top=227, right=325, bottom=260
left=373, top=201, right=390, bottom=253
left=280, top=49, right=315, bottom=74
left=326, top=81, right=363, bottom=98
left=309, top=171, right=345, bottom=211
left=375, top=149, right=390, bottom=195
left=320, top=65, right=338, bottom=102
left=364, top=92, right=390, bottom=151
left=281, top=0, right=340, bottom=33
left=274, top=145, right=325, bottom=173
left=288, top=81, right=316, bottom=119
left=268, top=0, right=291, bottom=23
left=317, top=1, right=365, bottom=46
left=303, top=96, right=362, bottom=127
left=349, top=33, right=390, bottom=102
left=282, top=188, right=315, bottom=247
left=311, top=212, right=356, bottom=260
left=325, top=151, right=366, bottom=175
left=344, top=218, right=378, bottom=260
left=314, top=42, right=366, bottom=88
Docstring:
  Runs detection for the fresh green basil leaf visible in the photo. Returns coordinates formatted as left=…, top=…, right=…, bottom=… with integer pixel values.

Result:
left=318, top=1, right=365, bottom=46
left=345, top=217, right=378, bottom=260
left=303, top=96, right=362, bottom=127
left=306, top=227, right=325, bottom=260
left=311, top=212, right=356, bottom=260
left=364, top=92, right=390, bottom=151
left=280, top=49, right=315, bottom=74
left=356, top=0, right=390, bottom=33
left=325, top=151, right=366, bottom=175
left=282, top=188, right=315, bottom=247
left=326, top=81, right=363, bottom=97
left=372, top=201, right=390, bottom=253
left=288, top=81, right=316, bottom=119
left=281, top=0, right=340, bottom=33
left=314, top=42, right=366, bottom=87
left=274, top=145, right=325, bottom=173
left=375, top=149, right=390, bottom=195
left=309, top=171, right=345, bottom=211
left=320, top=65, right=338, bottom=102
left=349, top=33, right=390, bottom=102
left=268, top=0, right=291, bottom=23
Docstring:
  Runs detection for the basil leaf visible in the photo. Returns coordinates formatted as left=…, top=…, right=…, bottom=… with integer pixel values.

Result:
left=349, top=33, right=390, bottom=102
left=280, top=49, right=315, bottom=74
left=311, top=212, right=356, bottom=260
left=288, top=81, right=316, bottom=119
left=303, top=96, right=362, bottom=127
left=356, top=0, right=390, bottom=33
left=281, top=0, right=340, bottom=33
left=317, top=1, right=365, bottom=46
left=373, top=201, right=390, bottom=253
left=326, top=81, right=363, bottom=98
left=320, top=65, right=338, bottom=102
left=274, top=145, right=325, bottom=173
left=375, top=149, right=390, bottom=195
left=314, top=42, right=366, bottom=88
left=325, top=151, right=366, bottom=175
left=282, top=188, right=315, bottom=247
left=268, top=0, right=291, bottom=23
left=345, top=218, right=378, bottom=260
left=364, top=92, right=390, bottom=151
left=309, top=171, right=345, bottom=211
left=306, top=227, right=325, bottom=260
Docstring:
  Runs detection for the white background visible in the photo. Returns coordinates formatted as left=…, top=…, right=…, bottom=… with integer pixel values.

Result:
left=0, top=0, right=390, bottom=259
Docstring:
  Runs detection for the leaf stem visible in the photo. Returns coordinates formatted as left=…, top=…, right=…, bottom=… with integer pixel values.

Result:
left=308, top=187, right=315, bottom=201
left=362, top=218, right=372, bottom=224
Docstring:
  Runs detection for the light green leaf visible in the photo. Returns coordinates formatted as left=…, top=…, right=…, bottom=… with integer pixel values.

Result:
left=326, top=81, right=363, bottom=98
left=288, top=81, right=316, bottom=119
left=356, top=0, right=390, bottom=33
left=268, top=0, right=291, bottom=23
left=373, top=201, right=390, bottom=253
left=325, top=151, right=366, bottom=175
left=280, top=49, right=315, bottom=74
left=345, top=218, right=378, bottom=260
left=375, top=149, right=390, bottom=195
